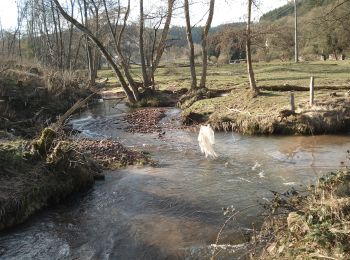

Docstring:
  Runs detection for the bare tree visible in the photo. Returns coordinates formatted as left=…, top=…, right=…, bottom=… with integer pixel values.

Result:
left=139, top=0, right=150, bottom=88
left=147, top=0, right=175, bottom=87
left=139, top=0, right=175, bottom=88
left=184, top=0, right=215, bottom=90
left=53, top=0, right=138, bottom=103
left=199, top=0, right=215, bottom=88
left=184, top=0, right=197, bottom=89
left=246, top=0, right=259, bottom=97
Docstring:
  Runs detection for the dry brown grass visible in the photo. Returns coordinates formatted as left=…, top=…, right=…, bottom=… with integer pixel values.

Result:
left=0, top=60, right=95, bottom=137
left=257, top=168, right=350, bottom=259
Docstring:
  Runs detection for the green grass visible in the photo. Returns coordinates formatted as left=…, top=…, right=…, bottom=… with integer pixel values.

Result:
left=98, top=60, right=350, bottom=91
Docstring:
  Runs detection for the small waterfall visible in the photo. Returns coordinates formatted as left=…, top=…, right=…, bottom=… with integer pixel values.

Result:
left=198, top=124, right=218, bottom=158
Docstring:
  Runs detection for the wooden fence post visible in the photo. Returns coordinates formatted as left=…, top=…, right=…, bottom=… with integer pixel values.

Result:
left=290, top=91, right=295, bottom=112
left=309, top=76, right=314, bottom=106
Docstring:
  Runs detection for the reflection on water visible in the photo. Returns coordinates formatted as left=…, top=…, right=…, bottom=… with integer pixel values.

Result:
left=0, top=100, right=349, bottom=259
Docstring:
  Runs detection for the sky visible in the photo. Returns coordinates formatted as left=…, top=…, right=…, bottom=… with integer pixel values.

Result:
left=0, top=0, right=288, bottom=30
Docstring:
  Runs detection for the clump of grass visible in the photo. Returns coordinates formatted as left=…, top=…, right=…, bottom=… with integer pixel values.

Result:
left=0, top=128, right=101, bottom=231
left=0, top=141, right=26, bottom=169
left=258, top=168, right=350, bottom=259
left=0, top=60, right=96, bottom=137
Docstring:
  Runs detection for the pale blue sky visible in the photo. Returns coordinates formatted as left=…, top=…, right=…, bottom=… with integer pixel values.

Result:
left=0, top=0, right=288, bottom=30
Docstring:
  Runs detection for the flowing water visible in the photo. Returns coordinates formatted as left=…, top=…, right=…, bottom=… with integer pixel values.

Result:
left=1, top=100, right=350, bottom=259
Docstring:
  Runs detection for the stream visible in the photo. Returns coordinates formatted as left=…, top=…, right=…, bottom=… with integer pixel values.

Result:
left=1, top=100, right=350, bottom=259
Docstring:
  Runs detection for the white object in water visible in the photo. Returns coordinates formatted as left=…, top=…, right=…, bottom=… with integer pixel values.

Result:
left=252, top=161, right=261, bottom=170
left=258, top=171, right=265, bottom=178
left=198, top=124, right=218, bottom=158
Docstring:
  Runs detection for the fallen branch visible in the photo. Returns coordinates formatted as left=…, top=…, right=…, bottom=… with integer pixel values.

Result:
left=54, top=92, right=96, bottom=129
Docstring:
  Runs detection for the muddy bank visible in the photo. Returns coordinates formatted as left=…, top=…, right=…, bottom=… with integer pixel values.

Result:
left=0, top=130, right=102, bottom=231
left=181, top=88, right=350, bottom=135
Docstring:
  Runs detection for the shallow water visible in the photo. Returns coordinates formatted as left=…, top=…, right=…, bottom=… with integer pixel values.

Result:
left=1, top=100, right=349, bottom=259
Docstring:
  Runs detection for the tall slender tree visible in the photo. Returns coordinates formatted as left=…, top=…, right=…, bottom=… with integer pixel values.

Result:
left=184, top=0, right=215, bottom=90
left=246, top=0, right=259, bottom=97
left=199, top=0, right=215, bottom=88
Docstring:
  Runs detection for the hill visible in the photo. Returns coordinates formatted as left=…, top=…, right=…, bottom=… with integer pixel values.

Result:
left=260, top=0, right=333, bottom=21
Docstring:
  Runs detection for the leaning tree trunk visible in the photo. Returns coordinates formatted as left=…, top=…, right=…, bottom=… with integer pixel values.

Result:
left=246, top=0, right=259, bottom=97
left=102, top=0, right=140, bottom=101
left=53, top=0, right=137, bottom=103
left=184, top=0, right=197, bottom=89
left=199, top=0, right=215, bottom=89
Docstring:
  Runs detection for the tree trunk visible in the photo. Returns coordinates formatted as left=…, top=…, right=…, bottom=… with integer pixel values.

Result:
left=0, top=19, right=4, bottom=56
left=139, top=0, right=150, bottom=88
left=102, top=0, right=140, bottom=101
left=50, top=0, right=60, bottom=68
left=199, top=0, right=215, bottom=89
left=83, top=0, right=97, bottom=85
left=67, top=0, right=75, bottom=69
left=56, top=8, right=65, bottom=69
left=184, top=0, right=197, bottom=89
left=150, top=0, right=175, bottom=84
left=246, top=0, right=259, bottom=97
left=41, top=0, right=55, bottom=65
left=53, top=0, right=137, bottom=103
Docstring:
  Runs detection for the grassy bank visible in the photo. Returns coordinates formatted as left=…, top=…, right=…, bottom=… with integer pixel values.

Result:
left=0, top=131, right=100, bottom=230
left=0, top=62, right=96, bottom=137
left=182, top=87, right=350, bottom=135
left=257, top=168, right=350, bottom=259
left=99, top=61, right=350, bottom=135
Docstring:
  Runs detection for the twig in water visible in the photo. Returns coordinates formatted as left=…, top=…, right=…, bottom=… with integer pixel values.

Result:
left=211, top=204, right=258, bottom=260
